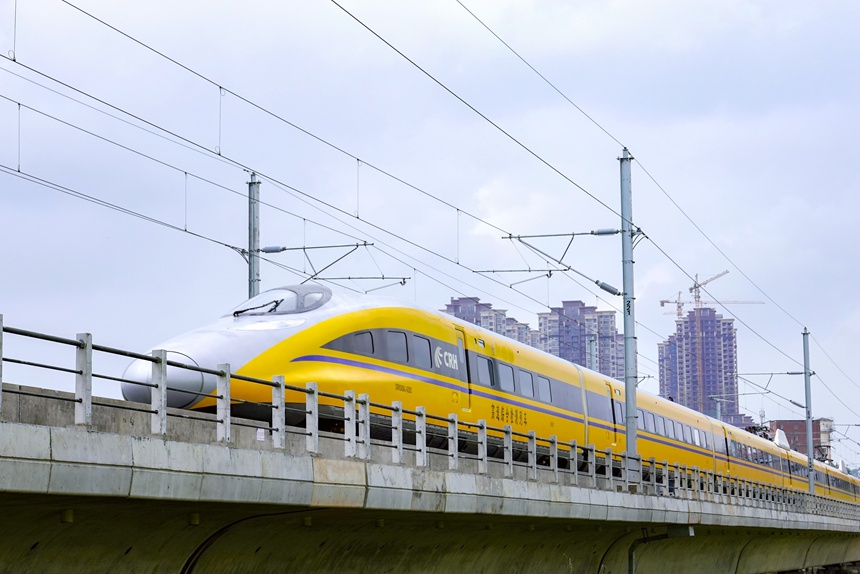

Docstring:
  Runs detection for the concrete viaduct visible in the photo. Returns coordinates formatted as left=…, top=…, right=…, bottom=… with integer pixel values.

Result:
left=1, top=383, right=859, bottom=574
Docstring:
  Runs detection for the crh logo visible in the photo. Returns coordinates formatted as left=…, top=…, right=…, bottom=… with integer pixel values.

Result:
left=434, top=346, right=458, bottom=371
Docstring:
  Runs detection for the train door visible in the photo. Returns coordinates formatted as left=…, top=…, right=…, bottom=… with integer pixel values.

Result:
left=725, top=428, right=735, bottom=475
left=605, top=382, right=619, bottom=447
left=454, top=327, right=471, bottom=411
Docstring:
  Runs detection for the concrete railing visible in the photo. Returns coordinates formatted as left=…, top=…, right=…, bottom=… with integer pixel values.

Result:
left=2, top=315, right=859, bottom=523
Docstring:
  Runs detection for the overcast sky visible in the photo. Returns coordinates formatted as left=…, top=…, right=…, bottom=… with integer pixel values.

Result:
left=1, top=1, right=858, bottom=464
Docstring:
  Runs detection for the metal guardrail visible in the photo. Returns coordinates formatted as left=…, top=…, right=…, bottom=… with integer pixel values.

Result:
left=2, top=315, right=859, bottom=522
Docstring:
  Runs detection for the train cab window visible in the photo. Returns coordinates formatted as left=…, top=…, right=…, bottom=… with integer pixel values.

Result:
left=498, top=363, right=515, bottom=392
left=645, top=412, right=656, bottom=434
left=665, top=418, right=676, bottom=439
left=683, top=425, right=692, bottom=444
left=519, top=371, right=534, bottom=397
left=477, top=356, right=495, bottom=387
left=229, top=285, right=332, bottom=317
left=303, top=292, right=324, bottom=307
left=387, top=331, right=408, bottom=363
left=636, top=409, right=645, bottom=430
left=656, top=416, right=666, bottom=436
left=354, top=331, right=374, bottom=355
left=414, top=336, right=432, bottom=370
left=537, top=377, right=552, bottom=402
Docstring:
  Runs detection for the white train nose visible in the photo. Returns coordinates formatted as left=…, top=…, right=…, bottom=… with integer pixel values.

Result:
left=121, top=351, right=205, bottom=409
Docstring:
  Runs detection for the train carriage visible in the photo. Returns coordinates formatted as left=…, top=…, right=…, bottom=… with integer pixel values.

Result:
left=121, top=285, right=860, bottom=503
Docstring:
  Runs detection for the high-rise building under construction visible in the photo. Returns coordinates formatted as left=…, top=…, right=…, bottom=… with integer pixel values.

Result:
left=658, top=307, right=740, bottom=421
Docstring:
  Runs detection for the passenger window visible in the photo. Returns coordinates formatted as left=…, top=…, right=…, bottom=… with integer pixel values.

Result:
left=477, top=356, right=494, bottom=387
left=537, top=377, right=552, bottom=402
left=387, top=331, right=408, bottom=363
left=614, top=401, right=624, bottom=426
left=645, top=412, right=656, bottom=433
left=414, top=336, right=432, bottom=370
left=637, top=409, right=645, bottom=430
left=683, top=425, right=692, bottom=444
left=656, top=417, right=666, bottom=436
left=692, top=428, right=700, bottom=447
left=498, top=363, right=515, bottom=392
left=675, top=421, right=684, bottom=441
left=519, top=370, right=534, bottom=397
left=665, top=419, right=675, bottom=439
left=354, top=331, right=374, bottom=355
left=700, top=431, right=709, bottom=449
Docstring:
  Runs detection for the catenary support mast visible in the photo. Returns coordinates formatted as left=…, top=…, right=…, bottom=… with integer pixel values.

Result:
left=620, top=148, right=638, bottom=457
left=248, top=173, right=261, bottom=298
left=803, top=327, right=814, bottom=493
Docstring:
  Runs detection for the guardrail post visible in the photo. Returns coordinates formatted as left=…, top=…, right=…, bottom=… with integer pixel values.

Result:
left=681, top=464, right=688, bottom=495
left=150, top=349, right=168, bottom=435
left=549, top=435, right=558, bottom=484
left=660, top=464, right=675, bottom=495
left=672, top=463, right=680, bottom=496
left=305, top=382, right=318, bottom=454
left=0, top=314, right=4, bottom=412
left=588, top=445, right=596, bottom=483
left=477, top=419, right=488, bottom=475
left=392, top=401, right=403, bottom=464
left=527, top=431, right=537, bottom=480
left=570, top=440, right=579, bottom=486
left=75, top=333, right=93, bottom=426
left=357, top=393, right=370, bottom=460
left=504, top=425, right=513, bottom=478
left=344, top=391, right=356, bottom=458
left=622, top=451, right=629, bottom=489
left=448, top=413, right=458, bottom=471
left=607, top=448, right=614, bottom=490
left=648, top=457, right=656, bottom=491
left=415, top=406, right=427, bottom=467
left=216, top=363, right=231, bottom=443
left=271, top=375, right=286, bottom=449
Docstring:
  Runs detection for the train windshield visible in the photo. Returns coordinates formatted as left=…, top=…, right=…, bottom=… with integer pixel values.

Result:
left=227, top=285, right=332, bottom=317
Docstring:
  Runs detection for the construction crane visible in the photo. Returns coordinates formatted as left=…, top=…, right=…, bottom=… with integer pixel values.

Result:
left=660, top=295, right=764, bottom=318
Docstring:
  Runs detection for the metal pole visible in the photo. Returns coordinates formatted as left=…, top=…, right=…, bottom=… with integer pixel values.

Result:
left=716, top=399, right=721, bottom=423
left=248, top=173, right=261, bottom=298
left=620, top=147, right=638, bottom=457
left=803, top=327, right=814, bottom=494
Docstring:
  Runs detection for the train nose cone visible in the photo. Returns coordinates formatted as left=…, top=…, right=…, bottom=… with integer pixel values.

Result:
left=121, top=351, right=205, bottom=409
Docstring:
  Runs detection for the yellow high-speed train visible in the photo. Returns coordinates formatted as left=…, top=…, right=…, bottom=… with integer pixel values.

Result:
left=122, top=284, right=860, bottom=502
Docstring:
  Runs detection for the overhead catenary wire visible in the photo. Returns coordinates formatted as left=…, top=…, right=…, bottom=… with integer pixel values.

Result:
left=450, top=1, right=855, bottom=395
left=2, top=54, right=630, bottom=357
left=53, top=0, right=510, bottom=237
left=1, top=70, right=804, bottom=425
left=3, top=4, right=805, bottom=378
left=327, top=0, right=624, bottom=223
left=1, top=2, right=848, bottom=456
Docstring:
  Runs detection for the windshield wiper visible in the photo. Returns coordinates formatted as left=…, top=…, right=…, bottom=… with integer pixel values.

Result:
left=233, top=299, right=284, bottom=317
